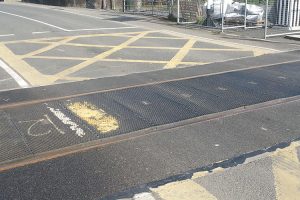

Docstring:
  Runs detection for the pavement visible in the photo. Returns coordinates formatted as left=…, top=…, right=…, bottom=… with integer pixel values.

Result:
left=0, top=2, right=300, bottom=200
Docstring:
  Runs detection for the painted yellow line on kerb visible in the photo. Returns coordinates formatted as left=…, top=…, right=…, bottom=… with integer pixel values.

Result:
left=151, top=179, right=217, bottom=200
left=273, top=141, right=300, bottom=200
left=164, top=39, right=197, bottom=69
left=67, top=102, right=119, bottom=133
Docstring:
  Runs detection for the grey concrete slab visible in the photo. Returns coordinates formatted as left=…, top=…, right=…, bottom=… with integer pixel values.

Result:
left=70, top=61, right=164, bottom=78
left=194, top=157, right=277, bottom=200
left=24, top=58, right=82, bottom=75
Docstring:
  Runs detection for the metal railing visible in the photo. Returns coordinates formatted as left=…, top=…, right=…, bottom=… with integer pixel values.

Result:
left=175, top=0, right=300, bottom=39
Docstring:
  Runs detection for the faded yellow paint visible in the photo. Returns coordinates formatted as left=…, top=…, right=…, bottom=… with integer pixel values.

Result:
left=164, top=39, right=197, bottom=69
left=62, top=76, right=89, bottom=81
left=151, top=179, right=217, bottom=200
left=0, top=29, right=275, bottom=86
left=191, top=167, right=224, bottom=179
left=161, top=30, right=278, bottom=57
left=67, top=102, right=119, bottom=133
left=0, top=43, right=56, bottom=86
left=19, top=37, right=77, bottom=58
left=29, top=55, right=89, bottom=61
left=273, top=141, right=300, bottom=200
left=53, top=31, right=154, bottom=80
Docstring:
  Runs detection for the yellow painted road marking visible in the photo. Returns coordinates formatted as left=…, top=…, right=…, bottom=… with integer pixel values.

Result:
left=161, top=30, right=278, bottom=57
left=52, top=31, right=153, bottom=80
left=151, top=179, right=217, bottom=200
left=192, top=48, right=250, bottom=51
left=164, top=39, right=197, bottom=69
left=62, top=76, right=89, bottom=81
left=143, top=36, right=183, bottom=40
left=67, top=102, right=119, bottom=133
left=0, top=44, right=55, bottom=86
left=1, top=31, right=141, bottom=45
left=19, top=37, right=77, bottom=58
left=101, top=58, right=168, bottom=64
left=28, top=55, right=90, bottom=61
left=64, top=43, right=114, bottom=48
left=273, top=141, right=300, bottom=200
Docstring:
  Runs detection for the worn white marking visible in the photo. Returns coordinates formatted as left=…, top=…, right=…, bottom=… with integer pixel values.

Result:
left=278, top=76, right=287, bottom=79
left=142, top=101, right=151, bottom=105
left=19, top=118, right=51, bottom=136
left=217, top=87, right=228, bottom=91
left=261, top=127, right=268, bottom=131
left=18, top=114, right=65, bottom=136
left=248, top=81, right=258, bottom=85
left=32, top=31, right=50, bottom=34
left=0, top=34, right=14, bottom=37
left=45, top=114, right=65, bottom=134
left=0, top=78, right=13, bottom=82
left=48, top=106, right=86, bottom=137
left=0, top=59, right=29, bottom=88
left=0, top=10, right=69, bottom=31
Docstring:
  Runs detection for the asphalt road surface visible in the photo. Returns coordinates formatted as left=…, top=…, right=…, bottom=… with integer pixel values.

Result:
left=0, top=2, right=300, bottom=200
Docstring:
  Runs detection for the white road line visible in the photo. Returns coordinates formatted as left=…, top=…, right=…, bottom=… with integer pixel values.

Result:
left=0, top=10, right=136, bottom=32
left=0, top=10, right=69, bottom=31
left=0, top=59, right=29, bottom=88
left=0, top=34, right=15, bottom=37
left=32, top=31, right=50, bottom=34
left=0, top=78, right=13, bottom=82
left=66, top=26, right=138, bottom=32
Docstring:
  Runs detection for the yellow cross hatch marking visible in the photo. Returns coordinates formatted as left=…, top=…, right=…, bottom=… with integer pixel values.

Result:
left=0, top=30, right=275, bottom=86
left=19, top=37, right=77, bottom=59
left=52, top=31, right=154, bottom=80
left=164, top=39, right=197, bottom=69
left=0, top=43, right=56, bottom=86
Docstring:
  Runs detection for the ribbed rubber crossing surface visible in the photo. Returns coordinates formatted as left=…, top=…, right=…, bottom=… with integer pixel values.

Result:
left=0, top=61, right=300, bottom=164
